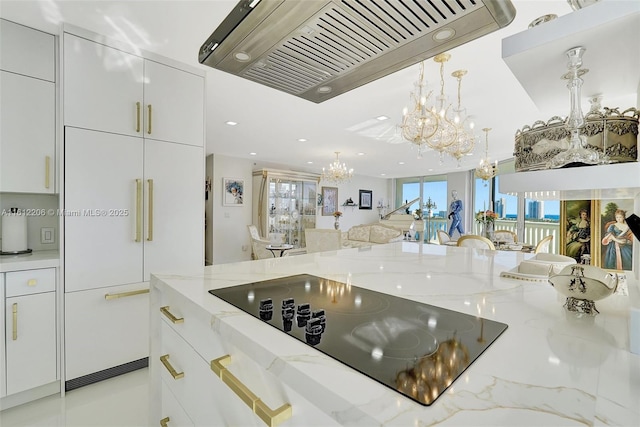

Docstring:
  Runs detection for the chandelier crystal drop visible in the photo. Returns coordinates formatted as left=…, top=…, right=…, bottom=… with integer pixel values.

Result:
left=426, top=53, right=458, bottom=159
left=475, top=128, right=497, bottom=184
left=321, top=152, right=354, bottom=184
left=445, top=69, right=476, bottom=165
left=399, top=61, right=439, bottom=159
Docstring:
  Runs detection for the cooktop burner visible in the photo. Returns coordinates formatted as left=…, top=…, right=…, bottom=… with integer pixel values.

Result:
left=209, top=274, right=507, bottom=406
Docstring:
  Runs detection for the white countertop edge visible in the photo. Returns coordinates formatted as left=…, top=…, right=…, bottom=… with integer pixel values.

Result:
left=0, top=250, right=60, bottom=272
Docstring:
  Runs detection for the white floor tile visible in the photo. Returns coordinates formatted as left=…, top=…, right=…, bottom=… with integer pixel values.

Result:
left=1, top=369, right=149, bottom=427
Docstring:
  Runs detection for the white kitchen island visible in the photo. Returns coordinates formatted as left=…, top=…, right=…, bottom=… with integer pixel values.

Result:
left=149, top=242, right=639, bottom=426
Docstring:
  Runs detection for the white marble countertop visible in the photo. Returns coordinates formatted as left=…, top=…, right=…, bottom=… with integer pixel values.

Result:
left=0, top=250, right=59, bottom=272
left=153, top=242, right=639, bottom=426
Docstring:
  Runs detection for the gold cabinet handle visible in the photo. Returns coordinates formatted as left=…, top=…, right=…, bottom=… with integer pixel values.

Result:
left=136, top=102, right=141, bottom=132
left=135, top=179, right=143, bottom=242
left=159, top=417, right=170, bottom=427
left=27, top=279, right=37, bottom=286
left=12, top=303, right=18, bottom=340
left=147, top=104, right=152, bottom=134
left=147, top=179, right=154, bottom=241
left=45, top=156, right=51, bottom=189
left=160, top=306, right=184, bottom=324
left=211, top=355, right=292, bottom=427
left=104, top=288, right=149, bottom=300
left=160, top=354, right=184, bottom=380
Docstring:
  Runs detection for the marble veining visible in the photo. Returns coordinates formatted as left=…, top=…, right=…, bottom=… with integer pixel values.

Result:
left=152, top=242, right=640, bottom=426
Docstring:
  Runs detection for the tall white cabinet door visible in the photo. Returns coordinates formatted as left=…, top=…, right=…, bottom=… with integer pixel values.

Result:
left=0, top=71, right=56, bottom=193
left=63, top=33, right=144, bottom=137
left=143, top=60, right=204, bottom=147
left=5, top=292, right=57, bottom=395
left=143, top=141, right=203, bottom=280
left=0, top=274, right=5, bottom=398
left=0, top=19, right=55, bottom=82
left=65, top=127, right=144, bottom=292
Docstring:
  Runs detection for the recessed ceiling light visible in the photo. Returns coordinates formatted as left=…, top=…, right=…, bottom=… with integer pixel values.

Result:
left=428, top=168, right=433, bottom=172
left=376, top=115, right=389, bottom=121
left=433, top=28, right=455, bottom=41
left=225, top=121, right=238, bottom=126
left=298, top=138, right=307, bottom=142
left=357, top=152, right=366, bottom=156
left=249, top=152, right=257, bottom=156
left=380, top=173, right=386, bottom=176
left=234, top=51, right=251, bottom=62
left=307, top=161, right=313, bottom=164
left=317, top=86, right=332, bottom=94
left=398, top=161, right=405, bottom=165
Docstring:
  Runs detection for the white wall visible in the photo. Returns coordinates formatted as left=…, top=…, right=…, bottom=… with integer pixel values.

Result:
left=316, top=175, right=392, bottom=231
left=208, top=154, right=254, bottom=264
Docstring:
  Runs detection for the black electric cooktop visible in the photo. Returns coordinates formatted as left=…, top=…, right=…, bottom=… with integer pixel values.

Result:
left=209, top=274, right=507, bottom=406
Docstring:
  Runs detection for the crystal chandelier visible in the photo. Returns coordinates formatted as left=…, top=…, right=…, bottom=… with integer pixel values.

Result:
left=426, top=53, right=458, bottom=158
left=399, top=62, right=439, bottom=159
left=400, top=53, right=473, bottom=161
left=445, top=69, right=476, bottom=165
left=475, top=128, right=497, bottom=183
left=546, top=46, right=609, bottom=168
left=321, top=152, right=353, bottom=184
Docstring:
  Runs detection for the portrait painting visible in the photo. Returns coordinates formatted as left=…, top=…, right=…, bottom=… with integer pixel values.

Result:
left=223, top=178, right=244, bottom=206
left=321, top=187, right=338, bottom=216
left=560, top=200, right=595, bottom=264
left=599, top=199, right=634, bottom=271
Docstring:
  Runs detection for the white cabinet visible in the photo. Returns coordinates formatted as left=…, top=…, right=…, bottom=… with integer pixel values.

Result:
left=0, top=274, right=4, bottom=398
left=150, top=282, right=339, bottom=427
left=65, top=282, right=149, bottom=381
left=64, top=127, right=203, bottom=292
left=63, top=26, right=204, bottom=385
left=64, top=32, right=204, bottom=147
left=0, top=20, right=56, bottom=194
left=0, top=19, right=55, bottom=82
left=3, top=268, right=57, bottom=396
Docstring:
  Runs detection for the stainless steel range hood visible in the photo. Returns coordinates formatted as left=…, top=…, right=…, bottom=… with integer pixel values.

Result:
left=199, top=0, right=516, bottom=103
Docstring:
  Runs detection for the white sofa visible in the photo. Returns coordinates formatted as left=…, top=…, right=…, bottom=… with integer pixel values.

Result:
left=341, top=223, right=404, bottom=248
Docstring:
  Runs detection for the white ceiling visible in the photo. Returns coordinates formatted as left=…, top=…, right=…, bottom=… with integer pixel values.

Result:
left=1, top=0, right=635, bottom=179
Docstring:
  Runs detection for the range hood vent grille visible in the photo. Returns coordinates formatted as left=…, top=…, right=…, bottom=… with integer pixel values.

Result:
left=200, top=0, right=515, bottom=103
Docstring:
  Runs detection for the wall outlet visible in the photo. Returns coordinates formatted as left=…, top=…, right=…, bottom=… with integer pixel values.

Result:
left=41, top=227, right=55, bottom=244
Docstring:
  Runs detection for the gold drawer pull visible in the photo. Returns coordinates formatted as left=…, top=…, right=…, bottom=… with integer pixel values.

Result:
left=104, top=288, right=149, bottom=300
left=211, top=355, right=292, bottom=427
left=160, top=354, right=184, bottom=380
left=135, top=179, right=143, bottom=242
left=147, top=104, right=152, bottom=134
left=27, top=279, right=38, bottom=286
left=13, top=303, right=18, bottom=340
left=136, top=102, right=141, bottom=132
left=159, top=417, right=170, bottom=427
left=160, top=306, right=184, bottom=324
left=45, top=156, right=51, bottom=189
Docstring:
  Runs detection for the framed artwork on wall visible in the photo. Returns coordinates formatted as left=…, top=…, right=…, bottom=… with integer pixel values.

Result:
left=223, top=177, right=244, bottom=206
left=560, top=200, right=596, bottom=265
left=321, top=186, right=338, bottom=216
left=599, top=198, right=634, bottom=271
left=359, top=190, right=372, bottom=209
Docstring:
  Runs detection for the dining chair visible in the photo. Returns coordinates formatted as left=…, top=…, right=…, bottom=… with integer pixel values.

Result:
left=247, top=225, right=278, bottom=260
left=457, top=235, right=496, bottom=250
left=437, top=229, right=457, bottom=246
left=534, top=235, right=553, bottom=254
left=304, top=228, right=342, bottom=253
left=493, top=229, right=517, bottom=243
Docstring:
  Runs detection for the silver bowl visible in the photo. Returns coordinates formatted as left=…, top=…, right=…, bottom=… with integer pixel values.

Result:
left=548, top=265, right=618, bottom=316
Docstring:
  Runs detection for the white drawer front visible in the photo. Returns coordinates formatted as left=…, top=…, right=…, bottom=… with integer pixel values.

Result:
left=5, top=268, right=56, bottom=297
left=65, top=283, right=149, bottom=380
left=160, top=379, right=194, bottom=427
left=158, top=286, right=222, bottom=362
